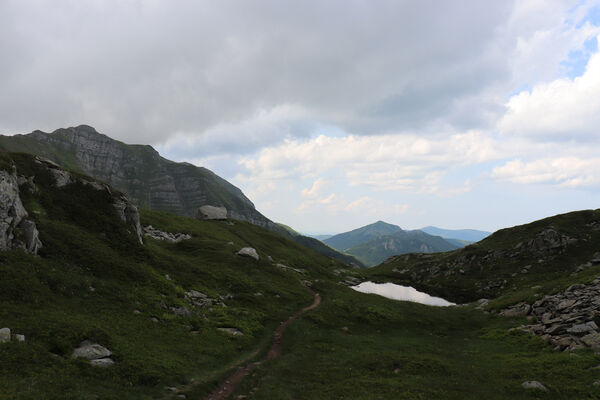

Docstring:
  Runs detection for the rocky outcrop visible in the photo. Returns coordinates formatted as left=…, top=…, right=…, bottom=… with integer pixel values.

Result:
left=143, top=225, right=191, bottom=243
left=113, top=195, right=143, bottom=244
left=197, top=205, right=227, bottom=220
left=0, top=168, right=42, bottom=254
left=237, top=247, right=259, bottom=260
left=503, top=277, right=600, bottom=351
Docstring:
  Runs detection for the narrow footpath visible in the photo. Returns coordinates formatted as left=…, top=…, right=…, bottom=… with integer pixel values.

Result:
left=204, top=288, right=322, bottom=400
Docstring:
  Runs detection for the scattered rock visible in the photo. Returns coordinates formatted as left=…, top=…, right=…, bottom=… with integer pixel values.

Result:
left=504, top=277, right=600, bottom=351
left=0, top=328, right=11, bottom=343
left=89, top=358, right=115, bottom=367
left=170, top=306, right=192, bottom=318
left=237, top=247, right=259, bottom=260
left=143, top=225, right=191, bottom=243
left=217, top=327, right=244, bottom=336
left=14, top=334, right=25, bottom=342
left=500, top=303, right=530, bottom=317
left=522, top=381, right=548, bottom=391
left=72, top=341, right=112, bottom=360
left=197, top=205, right=227, bottom=220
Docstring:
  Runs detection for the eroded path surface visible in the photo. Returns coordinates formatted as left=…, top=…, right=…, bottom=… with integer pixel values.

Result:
left=204, top=288, right=321, bottom=400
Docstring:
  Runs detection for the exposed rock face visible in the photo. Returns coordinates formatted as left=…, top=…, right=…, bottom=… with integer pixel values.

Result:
left=1, top=126, right=268, bottom=226
left=197, top=205, right=227, bottom=220
left=0, top=168, right=42, bottom=254
left=113, top=195, right=143, bottom=244
left=503, top=277, right=600, bottom=351
left=237, top=247, right=259, bottom=260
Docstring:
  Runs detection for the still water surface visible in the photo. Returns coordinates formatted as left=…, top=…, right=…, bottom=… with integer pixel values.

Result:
left=352, top=281, right=455, bottom=307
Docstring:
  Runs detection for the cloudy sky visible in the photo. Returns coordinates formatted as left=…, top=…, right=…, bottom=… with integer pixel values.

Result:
left=2, top=0, right=600, bottom=234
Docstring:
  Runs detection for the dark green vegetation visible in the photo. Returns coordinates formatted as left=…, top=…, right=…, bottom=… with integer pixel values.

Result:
left=324, top=221, right=460, bottom=267
left=368, top=210, right=600, bottom=306
left=420, top=226, right=491, bottom=242
left=230, top=282, right=600, bottom=399
left=0, top=152, right=345, bottom=399
left=2, top=152, right=600, bottom=399
left=0, top=125, right=361, bottom=266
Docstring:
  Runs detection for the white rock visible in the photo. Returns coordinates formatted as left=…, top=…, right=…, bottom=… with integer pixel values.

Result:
left=217, top=327, right=244, bottom=336
left=14, top=334, right=25, bottom=342
left=522, top=381, right=548, bottom=391
left=197, top=205, right=227, bottom=220
left=0, top=328, right=11, bottom=343
left=72, top=341, right=112, bottom=360
left=89, top=357, right=115, bottom=367
left=237, top=247, right=259, bottom=260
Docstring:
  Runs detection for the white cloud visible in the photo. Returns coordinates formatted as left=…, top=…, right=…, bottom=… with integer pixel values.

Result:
left=237, top=131, right=506, bottom=194
left=500, top=41, right=600, bottom=140
left=491, top=157, right=600, bottom=187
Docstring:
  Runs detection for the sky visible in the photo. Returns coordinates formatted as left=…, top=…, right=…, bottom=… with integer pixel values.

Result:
left=2, top=0, right=600, bottom=234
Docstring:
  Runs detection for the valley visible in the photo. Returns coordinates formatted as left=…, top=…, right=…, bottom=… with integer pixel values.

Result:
left=2, top=148, right=600, bottom=398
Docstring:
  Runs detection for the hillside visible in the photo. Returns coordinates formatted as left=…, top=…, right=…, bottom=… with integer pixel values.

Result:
left=346, top=229, right=461, bottom=266
left=1, top=151, right=599, bottom=398
left=324, top=221, right=402, bottom=250
left=420, top=226, right=491, bottom=242
left=324, top=221, right=460, bottom=266
left=368, top=209, right=600, bottom=304
left=0, top=125, right=361, bottom=266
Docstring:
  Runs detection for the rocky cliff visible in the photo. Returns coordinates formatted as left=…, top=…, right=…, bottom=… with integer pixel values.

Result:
left=0, top=126, right=363, bottom=266
left=0, top=125, right=275, bottom=228
left=0, top=157, right=42, bottom=254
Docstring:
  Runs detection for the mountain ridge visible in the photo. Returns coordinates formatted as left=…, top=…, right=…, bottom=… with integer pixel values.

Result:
left=0, top=125, right=363, bottom=266
left=420, top=226, right=491, bottom=242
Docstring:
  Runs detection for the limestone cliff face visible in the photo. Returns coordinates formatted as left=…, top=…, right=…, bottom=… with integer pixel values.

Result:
left=0, top=166, right=42, bottom=254
left=0, top=125, right=272, bottom=228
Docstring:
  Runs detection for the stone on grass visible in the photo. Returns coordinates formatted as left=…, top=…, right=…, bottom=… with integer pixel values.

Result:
left=197, top=205, right=227, bottom=220
left=89, top=358, right=115, bottom=367
left=14, top=334, right=25, bottom=342
left=217, top=327, right=244, bottom=336
left=522, top=381, right=548, bottom=391
left=237, top=247, right=259, bottom=260
left=0, top=328, right=11, bottom=343
left=71, top=341, right=112, bottom=360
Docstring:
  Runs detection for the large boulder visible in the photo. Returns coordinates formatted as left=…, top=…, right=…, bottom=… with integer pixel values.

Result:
left=71, top=340, right=112, bottom=360
left=237, top=247, right=259, bottom=260
left=197, top=205, right=227, bottom=220
left=0, top=328, right=10, bottom=343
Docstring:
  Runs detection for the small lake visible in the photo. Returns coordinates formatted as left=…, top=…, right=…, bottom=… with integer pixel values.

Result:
left=351, top=281, right=455, bottom=307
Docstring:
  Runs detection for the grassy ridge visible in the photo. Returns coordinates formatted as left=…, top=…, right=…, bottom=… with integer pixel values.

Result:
left=366, top=209, right=600, bottom=305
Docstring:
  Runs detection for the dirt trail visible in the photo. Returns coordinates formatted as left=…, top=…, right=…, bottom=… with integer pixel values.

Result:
left=204, top=288, right=321, bottom=400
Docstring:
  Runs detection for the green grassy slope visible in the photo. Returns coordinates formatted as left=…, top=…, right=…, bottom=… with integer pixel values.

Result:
left=0, top=127, right=361, bottom=267
left=2, top=152, right=600, bottom=399
left=367, top=209, right=600, bottom=306
left=345, top=230, right=460, bottom=267
left=0, top=152, right=345, bottom=399
left=228, top=281, right=600, bottom=399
